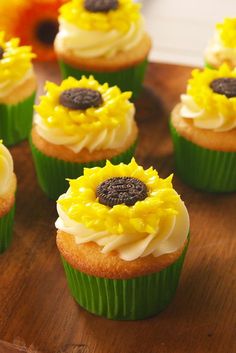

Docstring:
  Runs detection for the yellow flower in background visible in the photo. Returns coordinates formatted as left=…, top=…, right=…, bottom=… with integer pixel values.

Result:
left=187, top=64, right=236, bottom=118
left=0, top=31, right=36, bottom=86
left=35, top=75, right=133, bottom=135
left=217, top=18, right=236, bottom=49
left=60, top=0, right=141, bottom=32
left=0, top=0, right=67, bottom=61
left=58, top=159, right=180, bottom=236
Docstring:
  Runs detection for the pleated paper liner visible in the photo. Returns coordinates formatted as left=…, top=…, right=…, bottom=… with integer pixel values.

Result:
left=0, top=92, right=36, bottom=146
left=0, top=204, right=15, bottom=254
left=30, top=139, right=137, bottom=200
left=59, top=60, right=148, bottom=100
left=61, top=236, right=189, bottom=321
left=170, top=123, right=236, bottom=192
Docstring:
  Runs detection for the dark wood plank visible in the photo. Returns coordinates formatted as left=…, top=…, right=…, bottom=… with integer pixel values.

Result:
left=0, top=62, right=235, bottom=353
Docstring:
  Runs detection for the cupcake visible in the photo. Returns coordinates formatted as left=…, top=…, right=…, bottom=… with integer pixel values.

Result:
left=54, top=0, right=152, bottom=99
left=170, top=64, right=236, bottom=192
left=31, top=75, right=138, bottom=200
left=0, top=141, right=17, bottom=253
left=55, top=159, right=190, bottom=320
left=0, top=32, right=37, bottom=146
left=205, top=18, right=236, bottom=69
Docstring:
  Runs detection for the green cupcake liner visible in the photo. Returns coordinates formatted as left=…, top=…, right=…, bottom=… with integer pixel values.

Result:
left=0, top=204, right=15, bottom=254
left=170, top=123, right=236, bottom=192
left=59, top=60, right=148, bottom=100
left=61, top=237, right=189, bottom=320
left=205, top=62, right=217, bottom=70
left=30, top=139, right=137, bottom=200
left=0, top=92, right=36, bottom=146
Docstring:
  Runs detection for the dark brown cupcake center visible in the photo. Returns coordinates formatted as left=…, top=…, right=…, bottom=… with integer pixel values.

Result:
left=35, top=19, right=59, bottom=46
left=60, top=88, right=103, bottom=110
left=0, top=46, right=4, bottom=60
left=84, top=0, right=119, bottom=13
left=210, top=77, right=236, bottom=98
left=96, top=177, right=148, bottom=207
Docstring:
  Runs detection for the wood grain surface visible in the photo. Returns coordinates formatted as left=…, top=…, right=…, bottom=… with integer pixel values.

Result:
left=0, top=63, right=235, bottom=353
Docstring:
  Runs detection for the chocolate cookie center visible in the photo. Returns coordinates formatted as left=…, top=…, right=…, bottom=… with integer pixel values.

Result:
left=84, top=0, right=119, bottom=13
left=60, top=88, right=103, bottom=110
left=35, top=19, right=59, bottom=46
left=0, top=47, right=4, bottom=60
left=96, top=177, right=148, bottom=207
left=210, top=77, right=236, bottom=98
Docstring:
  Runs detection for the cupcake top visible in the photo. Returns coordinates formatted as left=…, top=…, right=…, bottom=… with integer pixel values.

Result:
left=0, top=141, right=14, bottom=196
left=34, top=75, right=135, bottom=152
left=55, top=0, right=145, bottom=58
left=180, top=64, right=236, bottom=132
left=0, top=31, right=36, bottom=99
left=205, top=18, right=236, bottom=67
left=56, top=159, right=189, bottom=261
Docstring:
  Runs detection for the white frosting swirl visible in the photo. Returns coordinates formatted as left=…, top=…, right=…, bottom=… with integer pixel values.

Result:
left=34, top=106, right=135, bottom=153
left=55, top=194, right=189, bottom=261
left=55, top=18, right=145, bottom=58
left=0, top=69, right=34, bottom=100
left=180, top=94, right=236, bottom=131
left=0, top=142, right=14, bottom=196
left=205, top=32, right=236, bottom=67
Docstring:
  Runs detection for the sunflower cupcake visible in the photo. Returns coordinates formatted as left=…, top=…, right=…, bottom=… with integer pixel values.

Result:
left=56, top=159, right=190, bottom=320
left=54, top=0, right=151, bottom=99
left=31, top=75, right=138, bottom=200
left=0, top=32, right=37, bottom=146
left=0, top=141, right=17, bottom=253
left=170, top=64, right=236, bottom=192
left=205, top=18, right=236, bottom=69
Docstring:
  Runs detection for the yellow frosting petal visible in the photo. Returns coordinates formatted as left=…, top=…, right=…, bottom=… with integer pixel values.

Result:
left=35, top=75, right=133, bottom=137
left=186, top=64, right=236, bottom=120
left=58, top=159, right=180, bottom=236
left=0, top=31, right=36, bottom=86
left=216, top=18, right=236, bottom=49
left=59, top=0, right=141, bottom=33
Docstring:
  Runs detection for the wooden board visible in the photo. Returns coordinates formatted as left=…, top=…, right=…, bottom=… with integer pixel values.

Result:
left=0, top=63, right=235, bottom=353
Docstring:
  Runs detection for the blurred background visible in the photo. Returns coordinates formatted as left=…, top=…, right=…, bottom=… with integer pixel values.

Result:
left=0, top=0, right=235, bottom=67
left=142, top=0, right=236, bottom=66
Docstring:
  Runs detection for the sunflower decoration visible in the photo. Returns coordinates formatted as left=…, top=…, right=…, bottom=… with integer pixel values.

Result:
left=60, top=0, right=141, bottom=32
left=186, top=64, right=236, bottom=121
left=216, top=18, right=236, bottom=49
left=0, top=31, right=36, bottom=87
left=58, top=159, right=180, bottom=237
left=35, top=75, right=132, bottom=136
left=0, top=0, right=67, bottom=61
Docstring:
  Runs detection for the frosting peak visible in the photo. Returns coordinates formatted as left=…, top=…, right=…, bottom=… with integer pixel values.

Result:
left=55, top=159, right=189, bottom=261
left=0, top=141, right=14, bottom=196
left=180, top=64, right=236, bottom=132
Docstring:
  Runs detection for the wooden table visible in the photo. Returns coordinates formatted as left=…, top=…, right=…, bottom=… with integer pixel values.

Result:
left=0, top=63, right=235, bottom=353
